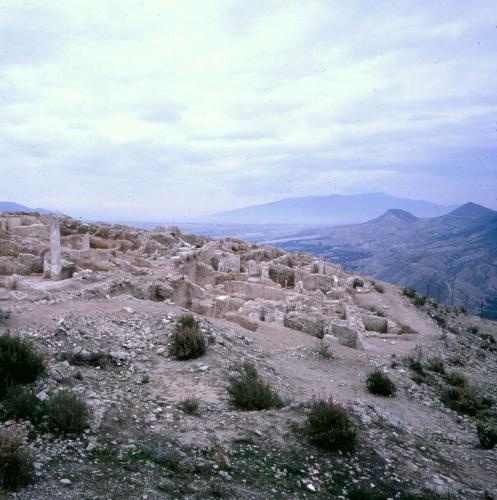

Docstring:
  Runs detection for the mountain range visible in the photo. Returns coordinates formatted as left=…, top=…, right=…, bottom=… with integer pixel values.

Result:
left=270, top=202, right=497, bottom=318
left=0, top=201, right=63, bottom=215
left=205, top=192, right=454, bottom=225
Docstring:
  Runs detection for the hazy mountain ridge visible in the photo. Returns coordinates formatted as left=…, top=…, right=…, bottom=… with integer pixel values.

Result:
left=205, top=192, right=454, bottom=225
left=273, top=203, right=497, bottom=318
left=0, top=201, right=62, bottom=216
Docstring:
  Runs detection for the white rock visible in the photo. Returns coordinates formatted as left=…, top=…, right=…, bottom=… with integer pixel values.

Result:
left=60, top=478, right=72, bottom=486
left=36, top=390, right=48, bottom=401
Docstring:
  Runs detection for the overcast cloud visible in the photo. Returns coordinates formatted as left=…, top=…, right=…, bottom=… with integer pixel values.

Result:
left=1, top=0, right=496, bottom=219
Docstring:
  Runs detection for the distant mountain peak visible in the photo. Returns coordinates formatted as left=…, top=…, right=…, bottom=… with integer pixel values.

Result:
left=447, top=202, right=496, bottom=219
left=370, top=209, right=418, bottom=224
left=0, top=201, right=63, bottom=216
left=205, top=193, right=452, bottom=226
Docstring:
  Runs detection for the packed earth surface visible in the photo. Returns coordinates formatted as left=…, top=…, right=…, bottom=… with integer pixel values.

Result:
left=0, top=212, right=496, bottom=499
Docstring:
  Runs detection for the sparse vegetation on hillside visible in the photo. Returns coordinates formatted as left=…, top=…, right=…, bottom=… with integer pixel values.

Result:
left=0, top=430, right=33, bottom=491
left=477, top=420, right=497, bottom=449
left=169, top=314, right=206, bottom=360
left=441, top=385, right=491, bottom=417
left=0, top=333, right=44, bottom=396
left=2, top=385, right=44, bottom=424
left=366, top=370, right=396, bottom=397
left=306, top=399, right=357, bottom=452
left=426, top=357, right=445, bottom=374
left=313, top=339, right=334, bottom=359
left=227, top=362, right=284, bottom=410
left=45, top=390, right=90, bottom=435
left=179, top=397, right=200, bottom=416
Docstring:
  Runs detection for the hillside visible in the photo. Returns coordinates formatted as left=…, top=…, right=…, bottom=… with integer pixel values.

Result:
left=1, top=212, right=496, bottom=498
left=273, top=203, right=497, bottom=318
left=205, top=193, right=453, bottom=225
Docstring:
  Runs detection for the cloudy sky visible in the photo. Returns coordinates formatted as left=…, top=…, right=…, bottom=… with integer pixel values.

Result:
left=1, top=0, right=496, bottom=220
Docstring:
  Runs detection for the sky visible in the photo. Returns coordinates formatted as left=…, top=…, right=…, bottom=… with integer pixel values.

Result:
left=1, top=0, right=496, bottom=220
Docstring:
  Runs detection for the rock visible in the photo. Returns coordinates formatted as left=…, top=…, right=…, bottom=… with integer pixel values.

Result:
left=36, top=390, right=48, bottom=402
left=60, top=479, right=72, bottom=486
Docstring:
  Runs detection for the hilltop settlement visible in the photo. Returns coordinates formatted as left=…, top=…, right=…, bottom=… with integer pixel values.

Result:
left=0, top=211, right=496, bottom=499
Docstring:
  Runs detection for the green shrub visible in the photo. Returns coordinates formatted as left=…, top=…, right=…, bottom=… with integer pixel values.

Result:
left=227, top=362, right=284, bottom=411
left=366, top=370, right=396, bottom=396
left=45, top=390, right=89, bottom=435
left=444, top=372, right=467, bottom=387
left=413, top=295, right=427, bottom=307
left=402, top=287, right=416, bottom=299
left=0, top=430, right=33, bottom=491
left=169, top=315, right=206, bottom=360
left=441, top=385, right=491, bottom=416
left=0, top=333, right=44, bottom=396
left=405, top=356, right=425, bottom=375
left=427, top=357, right=445, bottom=374
left=2, top=386, right=44, bottom=424
left=352, top=278, right=364, bottom=289
left=179, top=397, right=199, bottom=416
left=306, top=399, right=356, bottom=451
left=477, top=420, right=497, bottom=449
left=467, top=326, right=479, bottom=334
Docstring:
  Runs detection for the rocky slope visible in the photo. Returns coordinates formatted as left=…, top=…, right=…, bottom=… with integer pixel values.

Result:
left=0, top=211, right=496, bottom=499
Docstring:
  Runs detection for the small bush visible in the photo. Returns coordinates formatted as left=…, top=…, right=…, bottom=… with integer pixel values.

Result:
left=373, top=282, right=385, bottom=294
left=227, top=362, right=284, bottom=411
left=169, top=315, right=206, bottom=360
left=141, top=442, right=182, bottom=471
left=480, top=333, right=496, bottom=345
left=306, top=399, right=356, bottom=451
left=427, top=357, right=445, bottom=374
left=366, top=370, right=396, bottom=396
left=432, top=314, right=446, bottom=328
left=467, top=325, right=479, bottom=334
left=179, top=397, right=199, bottom=416
left=45, top=390, right=89, bottom=435
left=403, top=287, right=416, bottom=299
left=0, top=430, right=33, bottom=491
left=444, top=372, right=467, bottom=387
left=313, top=340, right=333, bottom=359
left=413, top=295, right=427, bottom=307
left=477, top=420, right=497, bottom=449
left=352, top=278, right=364, bottom=289
left=2, top=386, right=44, bottom=424
left=0, top=333, right=44, bottom=396
left=405, top=356, right=425, bottom=375
left=441, top=385, right=491, bottom=416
